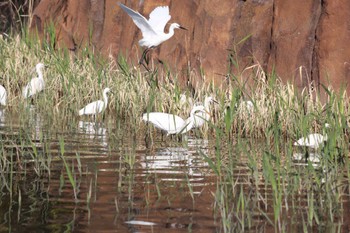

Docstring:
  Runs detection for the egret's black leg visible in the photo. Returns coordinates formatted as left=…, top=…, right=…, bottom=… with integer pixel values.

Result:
left=139, top=48, right=152, bottom=71
left=305, top=150, right=309, bottom=163
left=157, top=58, right=164, bottom=65
left=139, top=48, right=150, bottom=66
left=141, top=62, right=150, bottom=72
left=177, top=134, right=182, bottom=142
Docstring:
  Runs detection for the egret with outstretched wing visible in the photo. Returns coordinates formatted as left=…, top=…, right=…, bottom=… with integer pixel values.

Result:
left=119, top=3, right=187, bottom=67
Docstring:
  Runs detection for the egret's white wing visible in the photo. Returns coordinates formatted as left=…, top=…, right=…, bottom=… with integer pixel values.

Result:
left=23, top=78, right=45, bottom=98
left=148, top=6, right=171, bottom=34
left=0, top=85, right=6, bottom=106
left=119, top=3, right=157, bottom=38
left=79, top=100, right=104, bottom=116
left=23, top=85, right=30, bottom=98
left=143, top=112, right=185, bottom=133
left=294, top=133, right=326, bottom=149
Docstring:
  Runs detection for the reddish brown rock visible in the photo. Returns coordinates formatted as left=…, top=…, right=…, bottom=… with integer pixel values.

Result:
left=29, top=0, right=350, bottom=94
left=316, top=0, right=350, bottom=92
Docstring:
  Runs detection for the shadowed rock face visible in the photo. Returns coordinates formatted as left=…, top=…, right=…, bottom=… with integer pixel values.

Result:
left=30, top=0, right=350, bottom=93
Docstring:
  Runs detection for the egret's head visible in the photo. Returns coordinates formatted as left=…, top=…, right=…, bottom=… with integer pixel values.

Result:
left=191, top=105, right=206, bottom=116
left=204, top=96, right=218, bottom=106
left=172, top=23, right=187, bottom=30
left=104, top=87, right=114, bottom=95
left=36, top=63, right=45, bottom=71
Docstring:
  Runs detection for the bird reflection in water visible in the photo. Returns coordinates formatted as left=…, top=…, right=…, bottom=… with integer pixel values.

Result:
left=78, top=121, right=108, bottom=146
left=140, top=137, right=209, bottom=179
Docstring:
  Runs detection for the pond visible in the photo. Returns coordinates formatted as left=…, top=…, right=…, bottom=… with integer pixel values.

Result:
left=0, top=106, right=349, bottom=232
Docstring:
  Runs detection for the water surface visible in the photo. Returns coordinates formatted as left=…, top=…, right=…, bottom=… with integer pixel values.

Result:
left=0, top=107, right=349, bottom=232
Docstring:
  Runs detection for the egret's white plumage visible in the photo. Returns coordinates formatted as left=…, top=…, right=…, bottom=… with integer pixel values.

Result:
left=119, top=3, right=186, bottom=48
left=234, top=100, right=254, bottom=112
left=119, top=3, right=186, bottom=66
left=240, top=100, right=254, bottom=112
left=0, top=85, right=7, bottom=106
left=193, top=96, right=217, bottom=128
left=143, top=105, right=207, bottom=135
left=79, top=88, right=112, bottom=116
left=179, top=93, right=194, bottom=108
left=23, top=63, right=46, bottom=99
left=294, top=133, right=327, bottom=149
left=294, top=124, right=330, bottom=149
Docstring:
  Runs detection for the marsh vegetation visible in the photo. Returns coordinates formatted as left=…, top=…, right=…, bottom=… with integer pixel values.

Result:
left=0, top=31, right=349, bottom=232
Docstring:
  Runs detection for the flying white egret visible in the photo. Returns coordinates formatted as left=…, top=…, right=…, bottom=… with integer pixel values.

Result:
left=23, top=63, right=46, bottom=99
left=118, top=3, right=187, bottom=67
left=294, top=124, right=330, bottom=149
left=193, top=96, right=218, bottom=128
left=79, top=88, right=112, bottom=116
left=143, top=105, right=208, bottom=135
left=0, top=85, right=7, bottom=106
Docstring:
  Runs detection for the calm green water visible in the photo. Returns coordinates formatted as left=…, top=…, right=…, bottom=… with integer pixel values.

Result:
left=0, top=107, right=349, bottom=232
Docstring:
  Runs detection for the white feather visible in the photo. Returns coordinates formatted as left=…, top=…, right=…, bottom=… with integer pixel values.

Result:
left=23, top=63, right=45, bottom=99
left=79, top=88, right=111, bottom=116
left=143, top=105, right=207, bottom=135
left=119, top=3, right=185, bottom=48
left=0, top=85, right=7, bottom=106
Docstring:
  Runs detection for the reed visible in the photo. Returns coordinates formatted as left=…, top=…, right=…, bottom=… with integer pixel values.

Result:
left=0, top=28, right=349, bottom=232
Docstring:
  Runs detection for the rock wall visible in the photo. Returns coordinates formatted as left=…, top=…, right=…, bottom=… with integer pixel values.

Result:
left=30, top=0, right=350, bottom=93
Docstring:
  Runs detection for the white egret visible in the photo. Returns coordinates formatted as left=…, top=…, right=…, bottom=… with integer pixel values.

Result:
left=294, top=133, right=327, bottom=149
left=193, top=96, right=218, bottom=128
left=0, top=84, right=7, bottom=106
left=294, top=124, right=330, bottom=149
left=79, top=88, right=112, bottom=116
left=23, top=63, right=46, bottom=99
left=143, top=105, right=208, bottom=135
left=118, top=3, right=187, bottom=66
left=179, top=93, right=194, bottom=108
left=239, top=100, right=254, bottom=112
left=233, top=100, right=254, bottom=112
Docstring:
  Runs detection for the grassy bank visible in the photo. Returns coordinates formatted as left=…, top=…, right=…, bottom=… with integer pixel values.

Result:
left=0, top=32, right=349, bottom=232
left=1, top=33, right=349, bottom=139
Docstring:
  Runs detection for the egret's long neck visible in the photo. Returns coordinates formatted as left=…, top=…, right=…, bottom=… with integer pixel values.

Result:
left=37, top=68, right=43, bottom=80
left=188, top=108, right=199, bottom=126
left=103, top=92, right=109, bottom=108
left=204, top=100, right=211, bottom=111
left=166, top=24, right=176, bottom=39
left=179, top=108, right=197, bottom=134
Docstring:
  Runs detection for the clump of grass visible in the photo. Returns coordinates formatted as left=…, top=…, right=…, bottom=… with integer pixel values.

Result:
left=1, top=31, right=349, bottom=141
left=1, top=28, right=350, bottom=232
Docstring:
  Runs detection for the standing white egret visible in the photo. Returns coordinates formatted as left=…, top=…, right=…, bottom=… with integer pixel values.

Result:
left=179, top=93, right=194, bottom=108
left=294, top=133, right=327, bottom=149
left=193, top=96, right=218, bottom=128
left=79, top=88, right=112, bottom=116
left=294, top=124, right=330, bottom=149
left=23, top=63, right=46, bottom=99
left=0, top=85, right=7, bottom=106
left=240, top=100, right=254, bottom=112
left=118, top=3, right=187, bottom=67
left=143, top=105, right=208, bottom=135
